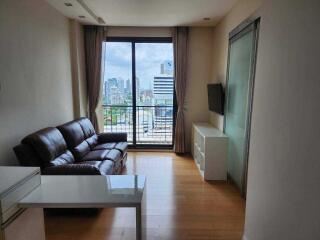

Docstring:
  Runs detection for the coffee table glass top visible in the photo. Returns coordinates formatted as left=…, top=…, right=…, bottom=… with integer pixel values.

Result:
left=19, top=175, right=146, bottom=208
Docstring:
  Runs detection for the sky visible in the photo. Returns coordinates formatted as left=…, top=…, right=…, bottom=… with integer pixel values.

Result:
left=103, top=42, right=173, bottom=89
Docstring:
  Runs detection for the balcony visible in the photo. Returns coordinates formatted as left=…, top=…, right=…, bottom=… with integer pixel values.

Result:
left=103, top=105, right=173, bottom=145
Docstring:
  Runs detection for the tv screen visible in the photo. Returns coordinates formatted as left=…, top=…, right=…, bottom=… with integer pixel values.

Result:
left=207, top=83, right=225, bottom=115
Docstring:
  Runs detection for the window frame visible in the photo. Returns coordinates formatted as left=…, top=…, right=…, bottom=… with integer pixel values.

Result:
left=104, top=37, right=176, bottom=149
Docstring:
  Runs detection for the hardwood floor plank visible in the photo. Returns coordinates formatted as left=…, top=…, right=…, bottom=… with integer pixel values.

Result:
left=45, top=152, right=245, bottom=240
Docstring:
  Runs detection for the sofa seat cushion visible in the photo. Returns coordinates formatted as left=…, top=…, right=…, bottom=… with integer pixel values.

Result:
left=81, top=149, right=109, bottom=161
left=114, top=142, right=128, bottom=155
left=104, top=149, right=122, bottom=162
left=94, top=142, right=116, bottom=150
left=49, top=150, right=75, bottom=167
left=79, top=160, right=114, bottom=175
left=94, top=142, right=128, bottom=156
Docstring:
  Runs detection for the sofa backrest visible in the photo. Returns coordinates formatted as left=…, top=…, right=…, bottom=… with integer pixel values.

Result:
left=77, top=118, right=98, bottom=149
left=20, top=127, right=75, bottom=167
left=57, top=118, right=98, bottom=161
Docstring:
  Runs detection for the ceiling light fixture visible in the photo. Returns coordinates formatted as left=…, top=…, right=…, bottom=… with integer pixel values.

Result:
left=203, top=17, right=211, bottom=21
left=78, top=15, right=86, bottom=19
left=64, top=3, right=73, bottom=7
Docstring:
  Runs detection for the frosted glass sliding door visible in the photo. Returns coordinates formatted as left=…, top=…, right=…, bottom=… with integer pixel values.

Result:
left=224, top=20, right=259, bottom=195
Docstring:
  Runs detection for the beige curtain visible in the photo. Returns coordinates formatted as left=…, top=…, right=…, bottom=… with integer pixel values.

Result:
left=84, top=26, right=106, bottom=132
left=173, top=27, right=189, bottom=153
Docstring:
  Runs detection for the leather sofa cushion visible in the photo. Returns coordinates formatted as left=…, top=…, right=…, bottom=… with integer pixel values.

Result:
left=79, top=160, right=114, bottom=175
left=58, top=120, right=91, bottom=161
left=94, top=142, right=128, bottom=156
left=81, top=149, right=122, bottom=163
left=114, top=142, right=128, bottom=155
left=49, top=150, right=75, bottom=167
left=21, top=127, right=71, bottom=165
left=73, top=140, right=91, bottom=160
left=94, top=142, right=116, bottom=150
left=81, top=149, right=109, bottom=161
left=105, top=149, right=122, bottom=162
left=86, top=135, right=98, bottom=150
left=77, top=118, right=95, bottom=138
left=105, top=149, right=121, bottom=162
left=58, top=121, right=85, bottom=148
left=77, top=118, right=98, bottom=149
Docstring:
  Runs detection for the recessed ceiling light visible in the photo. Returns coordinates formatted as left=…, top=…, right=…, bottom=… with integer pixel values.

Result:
left=64, top=3, right=72, bottom=7
left=78, top=16, right=86, bottom=19
left=203, top=17, right=211, bottom=21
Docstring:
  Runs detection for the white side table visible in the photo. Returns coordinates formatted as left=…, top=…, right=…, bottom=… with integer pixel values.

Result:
left=0, top=167, right=44, bottom=240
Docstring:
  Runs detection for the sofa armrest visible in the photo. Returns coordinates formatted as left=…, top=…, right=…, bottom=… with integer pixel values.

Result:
left=97, top=132, right=127, bottom=143
left=42, top=164, right=101, bottom=175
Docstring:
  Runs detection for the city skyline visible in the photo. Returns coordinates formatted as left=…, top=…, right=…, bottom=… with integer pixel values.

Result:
left=103, top=61, right=174, bottom=106
left=103, top=42, right=174, bottom=90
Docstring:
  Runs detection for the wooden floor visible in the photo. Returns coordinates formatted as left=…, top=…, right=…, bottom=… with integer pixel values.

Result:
left=45, top=152, right=245, bottom=240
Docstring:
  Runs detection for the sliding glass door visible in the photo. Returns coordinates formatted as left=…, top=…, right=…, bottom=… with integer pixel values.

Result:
left=102, top=38, right=174, bottom=148
left=224, top=20, right=260, bottom=196
left=103, top=42, right=134, bottom=142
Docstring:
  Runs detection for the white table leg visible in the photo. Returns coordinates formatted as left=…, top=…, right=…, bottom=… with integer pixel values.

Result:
left=136, top=205, right=142, bottom=240
left=136, top=188, right=147, bottom=240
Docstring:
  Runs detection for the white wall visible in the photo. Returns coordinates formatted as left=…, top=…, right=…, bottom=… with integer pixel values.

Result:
left=185, top=27, right=213, bottom=151
left=244, top=0, right=320, bottom=239
left=0, top=0, right=74, bottom=165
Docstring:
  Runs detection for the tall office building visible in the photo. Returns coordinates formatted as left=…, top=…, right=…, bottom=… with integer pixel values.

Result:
left=104, top=78, right=125, bottom=104
left=125, top=79, right=131, bottom=94
left=160, top=60, right=174, bottom=75
left=153, top=76, right=174, bottom=102
left=153, top=61, right=174, bottom=129
left=117, top=78, right=125, bottom=94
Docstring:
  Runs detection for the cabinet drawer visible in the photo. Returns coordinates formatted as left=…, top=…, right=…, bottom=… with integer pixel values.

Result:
left=1, top=173, right=40, bottom=223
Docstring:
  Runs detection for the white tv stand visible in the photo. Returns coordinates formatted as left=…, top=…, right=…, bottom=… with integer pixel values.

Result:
left=191, top=122, right=228, bottom=180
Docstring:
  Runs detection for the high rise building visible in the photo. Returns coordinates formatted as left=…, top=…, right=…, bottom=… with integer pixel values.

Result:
left=160, top=60, right=174, bottom=75
left=117, top=77, right=125, bottom=94
left=125, top=79, right=131, bottom=94
left=153, top=61, right=174, bottom=129
left=104, top=78, right=124, bottom=104
left=153, top=76, right=174, bottom=101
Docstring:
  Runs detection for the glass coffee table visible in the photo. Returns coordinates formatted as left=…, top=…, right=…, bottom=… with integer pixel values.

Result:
left=19, top=175, right=146, bottom=240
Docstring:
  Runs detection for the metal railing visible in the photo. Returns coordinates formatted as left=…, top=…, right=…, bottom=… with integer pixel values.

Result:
left=103, top=105, right=173, bottom=145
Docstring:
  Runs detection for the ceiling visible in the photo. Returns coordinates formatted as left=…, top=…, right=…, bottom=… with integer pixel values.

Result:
left=46, top=0, right=238, bottom=26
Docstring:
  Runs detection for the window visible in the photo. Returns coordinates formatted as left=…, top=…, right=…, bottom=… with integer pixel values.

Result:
left=102, top=38, right=175, bottom=148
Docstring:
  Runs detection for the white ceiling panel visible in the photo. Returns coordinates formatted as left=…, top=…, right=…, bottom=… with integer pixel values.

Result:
left=46, top=0, right=238, bottom=26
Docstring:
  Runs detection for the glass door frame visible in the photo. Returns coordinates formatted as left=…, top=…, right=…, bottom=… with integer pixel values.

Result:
left=105, top=37, right=176, bottom=149
left=223, top=17, right=260, bottom=197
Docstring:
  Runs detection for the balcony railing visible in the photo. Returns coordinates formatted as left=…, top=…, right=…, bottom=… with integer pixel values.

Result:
left=103, top=105, right=173, bottom=145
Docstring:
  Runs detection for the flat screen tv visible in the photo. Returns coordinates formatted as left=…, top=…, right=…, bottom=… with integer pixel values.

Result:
left=207, top=83, right=225, bottom=115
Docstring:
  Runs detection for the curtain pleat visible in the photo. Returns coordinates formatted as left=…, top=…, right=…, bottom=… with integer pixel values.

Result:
left=173, top=27, right=189, bottom=153
left=84, top=26, right=106, bottom=132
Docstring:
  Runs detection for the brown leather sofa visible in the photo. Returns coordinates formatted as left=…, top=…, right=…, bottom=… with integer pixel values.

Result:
left=13, top=118, right=128, bottom=175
